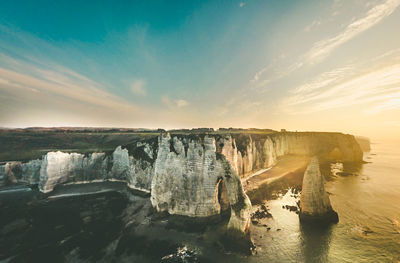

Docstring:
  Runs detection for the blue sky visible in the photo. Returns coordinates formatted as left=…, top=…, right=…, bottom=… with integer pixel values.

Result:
left=1, top=0, right=400, bottom=139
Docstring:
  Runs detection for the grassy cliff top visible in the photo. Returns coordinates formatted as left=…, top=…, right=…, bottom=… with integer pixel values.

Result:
left=0, top=127, right=355, bottom=162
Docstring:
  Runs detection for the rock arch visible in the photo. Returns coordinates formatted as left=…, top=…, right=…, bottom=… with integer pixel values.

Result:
left=215, top=177, right=230, bottom=212
left=327, top=147, right=343, bottom=161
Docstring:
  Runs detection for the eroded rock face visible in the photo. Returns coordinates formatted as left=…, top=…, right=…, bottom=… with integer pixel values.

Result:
left=21, top=160, right=42, bottom=184
left=39, top=152, right=86, bottom=193
left=0, top=160, right=42, bottom=187
left=0, top=165, right=6, bottom=186
left=299, top=157, right=338, bottom=223
left=0, top=131, right=363, bottom=192
left=151, top=133, right=252, bottom=233
left=0, top=131, right=361, bottom=233
left=127, top=156, right=153, bottom=192
left=38, top=145, right=154, bottom=193
left=110, top=146, right=130, bottom=180
left=151, top=134, right=226, bottom=217
left=219, top=159, right=251, bottom=233
left=215, top=132, right=362, bottom=180
left=0, top=162, right=20, bottom=185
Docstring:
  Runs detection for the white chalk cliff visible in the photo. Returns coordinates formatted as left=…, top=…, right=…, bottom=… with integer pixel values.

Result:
left=0, top=131, right=361, bottom=232
left=299, top=156, right=338, bottom=222
left=151, top=134, right=252, bottom=233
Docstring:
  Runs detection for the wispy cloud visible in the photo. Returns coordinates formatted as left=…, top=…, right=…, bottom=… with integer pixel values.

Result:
left=291, top=65, right=354, bottom=94
left=303, top=0, right=400, bottom=64
left=251, top=0, right=400, bottom=87
left=0, top=52, right=157, bottom=127
left=130, top=79, right=147, bottom=96
left=282, top=62, right=400, bottom=114
left=251, top=67, right=268, bottom=83
left=366, top=98, right=400, bottom=114
left=239, top=2, right=245, bottom=8
left=0, top=54, right=137, bottom=110
left=161, top=96, right=189, bottom=109
left=304, top=20, right=321, bottom=32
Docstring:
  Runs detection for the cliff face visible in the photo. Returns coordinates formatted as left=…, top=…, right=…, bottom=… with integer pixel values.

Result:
left=151, top=134, right=221, bottom=216
left=39, top=152, right=110, bottom=193
left=355, top=136, right=371, bottom=152
left=217, top=132, right=363, bottom=180
left=0, top=160, right=41, bottom=186
left=150, top=134, right=251, bottom=233
left=0, top=142, right=155, bottom=193
left=0, top=131, right=361, bottom=232
left=299, top=157, right=338, bottom=223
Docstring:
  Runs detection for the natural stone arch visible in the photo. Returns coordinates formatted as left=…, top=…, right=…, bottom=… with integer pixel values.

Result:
left=327, top=147, right=343, bottom=161
left=218, top=158, right=252, bottom=234
left=151, top=134, right=252, bottom=235
left=215, top=177, right=230, bottom=213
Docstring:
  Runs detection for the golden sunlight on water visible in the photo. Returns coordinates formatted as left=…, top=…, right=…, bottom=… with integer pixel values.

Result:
left=241, top=140, right=400, bottom=263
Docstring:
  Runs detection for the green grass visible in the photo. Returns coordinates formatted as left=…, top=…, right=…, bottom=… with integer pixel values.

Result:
left=0, top=131, right=159, bottom=162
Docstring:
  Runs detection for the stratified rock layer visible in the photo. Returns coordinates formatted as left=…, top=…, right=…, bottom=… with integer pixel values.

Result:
left=299, top=156, right=338, bottom=223
left=0, top=160, right=41, bottom=186
left=219, top=132, right=363, bottom=179
left=151, top=134, right=251, bottom=233
left=0, top=131, right=361, bottom=232
left=39, top=152, right=110, bottom=193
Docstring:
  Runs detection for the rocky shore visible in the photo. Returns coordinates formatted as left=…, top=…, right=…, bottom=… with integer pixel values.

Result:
left=0, top=130, right=364, bottom=239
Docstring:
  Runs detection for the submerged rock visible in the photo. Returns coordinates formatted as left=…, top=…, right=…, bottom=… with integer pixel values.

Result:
left=252, top=205, right=273, bottom=220
left=160, top=246, right=199, bottom=263
left=283, top=205, right=298, bottom=212
left=299, top=157, right=338, bottom=223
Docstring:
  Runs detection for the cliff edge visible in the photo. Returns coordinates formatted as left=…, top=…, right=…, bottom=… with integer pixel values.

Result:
left=0, top=130, right=362, bottom=234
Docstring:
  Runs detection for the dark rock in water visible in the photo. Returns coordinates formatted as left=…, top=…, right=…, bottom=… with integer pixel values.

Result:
left=283, top=205, right=298, bottom=212
left=252, top=204, right=273, bottom=220
left=292, top=188, right=300, bottom=195
left=337, top=172, right=356, bottom=176
left=362, top=226, right=374, bottom=235
left=300, top=157, right=339, bottom=224
left=160, top=246, right=199, bottom=263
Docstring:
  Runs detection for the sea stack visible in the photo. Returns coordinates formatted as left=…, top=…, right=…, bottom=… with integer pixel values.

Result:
left=299, top=156, right=338, bottom=223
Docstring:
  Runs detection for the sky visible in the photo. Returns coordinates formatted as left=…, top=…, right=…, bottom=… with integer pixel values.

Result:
left=0, top=0, right=400, bottom=140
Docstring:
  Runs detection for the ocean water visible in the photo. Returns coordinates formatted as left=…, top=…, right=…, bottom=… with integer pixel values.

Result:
left=247, top=140, right=400, bottom=263
left=0, top=141, right=399, bottom=263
